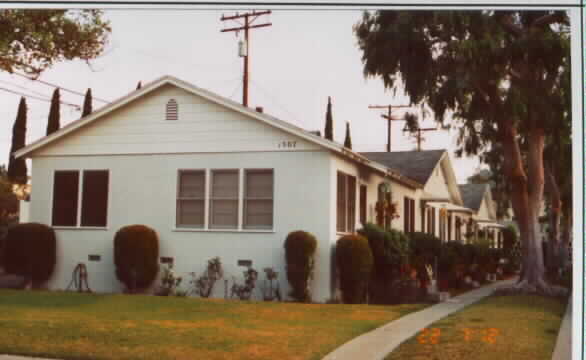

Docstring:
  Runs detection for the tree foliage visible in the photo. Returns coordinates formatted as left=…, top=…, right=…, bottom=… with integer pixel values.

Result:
left=0, top=10, right=111, bottom=76
left=46, top=88, right=60, bottom=135
left=82, top=88, right=92, bottom=117
left=355, top=10, right=570, bottom=293
left=324, top=96, right=333, bottom=141
left=7, top=97, right=28, bottom=185
left=344, top=122, right=352, bottom=149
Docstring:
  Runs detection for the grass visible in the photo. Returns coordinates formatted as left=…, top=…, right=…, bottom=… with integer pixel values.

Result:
left=385, top=294, right=568, bottom=360
left=0, top=290, right=427, bottom=360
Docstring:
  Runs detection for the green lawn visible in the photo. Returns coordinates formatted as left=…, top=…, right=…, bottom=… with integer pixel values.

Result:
left=386, top=295, right=568, bottom=360
left=0, top=290, right=427, bottom=360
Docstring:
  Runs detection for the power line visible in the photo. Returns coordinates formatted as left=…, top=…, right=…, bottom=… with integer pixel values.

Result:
left=0, top=86, right=81, bottom=110
left=13, top=72, right=111, bottom=103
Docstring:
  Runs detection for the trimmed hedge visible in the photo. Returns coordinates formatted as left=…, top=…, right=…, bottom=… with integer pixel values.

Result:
left=336, top=234, right=373, bottom=304
left=284, top=230, right=317, bottom=302
left=114, top=224, right=159, bottom=292
left=2, top=222, right=56, bottom=287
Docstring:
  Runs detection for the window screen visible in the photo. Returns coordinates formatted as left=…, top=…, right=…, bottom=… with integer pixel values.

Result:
left=244, top=170, right=273, bottom=229
left=81, top=170, right=109, bottom=227
left=52, top=171, right=79, bottom=226
left=210, top=170, right=238, bottom=229
left=177, top=170, right=205, bottom=228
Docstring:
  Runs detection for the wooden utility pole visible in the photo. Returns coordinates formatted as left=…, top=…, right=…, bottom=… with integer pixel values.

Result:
left=408, top=126, right=440, bottom=151
left=368, top=104, right=411, bottom=152
left=220, top=10, right=272, bottom=107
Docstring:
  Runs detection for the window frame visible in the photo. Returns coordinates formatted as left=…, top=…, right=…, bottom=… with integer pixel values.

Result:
left=209, top=169, right=240, bottom=230
left=336, top=171, right=357, bottom=234
left=176, top=169, right=206, bottom=229
left=51, top=169, right=110, bottom=229
left=243, top=169, right=274, bottom=230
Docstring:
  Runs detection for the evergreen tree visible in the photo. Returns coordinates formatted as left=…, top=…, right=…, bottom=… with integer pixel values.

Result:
left=7, top=97, right=28, bottom=185
left=136, top=81, right=142, bottom=90
left=46, top=88, right=61, bottom=135
left=82, top=88, right=92, bottom=117
left=344, top=122, right=352, bottom=149
left=324, top=96, right=333, bottom=141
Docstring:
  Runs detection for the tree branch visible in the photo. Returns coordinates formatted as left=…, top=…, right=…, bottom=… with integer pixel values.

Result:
left=533, top=12, right=568, bottom=29
left=499, top=14, right=523, bottom=38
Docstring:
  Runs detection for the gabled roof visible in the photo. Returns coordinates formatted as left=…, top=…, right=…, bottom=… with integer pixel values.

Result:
left=14, top=75, right=423, bottom=189
left=360, top=150, right=446, bottom=184
left=458, top=183, right=488, bottom=212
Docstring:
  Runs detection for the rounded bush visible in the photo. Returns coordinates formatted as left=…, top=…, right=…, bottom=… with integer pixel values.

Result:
left=336, top=234, right=373, bottom=304
left=284, top=230, right=317, bottom=302
left=3, top=222, right=56, bottom=286
left=114, top=224, right=159, bottom=292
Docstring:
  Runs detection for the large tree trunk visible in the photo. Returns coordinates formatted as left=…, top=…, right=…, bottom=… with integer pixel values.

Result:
left=544, top=165, right=562, bottom=273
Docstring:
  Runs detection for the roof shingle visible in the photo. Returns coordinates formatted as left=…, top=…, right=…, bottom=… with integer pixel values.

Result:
left=359, top=150, right=446, bottom=185
left=458, top=183, right=488, bottom=211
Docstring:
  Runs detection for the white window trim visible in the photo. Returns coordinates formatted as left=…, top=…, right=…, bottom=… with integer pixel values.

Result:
left=336, top=171, right=356, bottom=234
left=176, top=169, right=206, bottom=229
left=176, top=167, right=275, bottom=232
left=50, top=169, right=110, bottom=230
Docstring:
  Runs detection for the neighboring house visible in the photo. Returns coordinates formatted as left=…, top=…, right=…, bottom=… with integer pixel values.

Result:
left=14, top=75, right=426, bottom=301
left=361, top=150, right=473, bottom=243
left=458, top=183, right=504, bottom=248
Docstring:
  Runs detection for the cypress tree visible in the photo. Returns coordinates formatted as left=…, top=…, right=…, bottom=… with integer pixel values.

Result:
left=324, top=96, right=333, bottom=141
left=136, top=81, right=142, bottom=90
left=7, top=97, right=28, bottom=185
left=46, top=88, right=61, bottom=135
left=344, top=122, right=352, bottom=149
left=82, top=88, right=92, bottom=117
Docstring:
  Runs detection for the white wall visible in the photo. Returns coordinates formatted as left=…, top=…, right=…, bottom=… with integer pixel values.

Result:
left=29, top=150, right=334, bottom=301
left=18, top=200, right=29, bottom=223
left=33, top=84, right=320, bottom=157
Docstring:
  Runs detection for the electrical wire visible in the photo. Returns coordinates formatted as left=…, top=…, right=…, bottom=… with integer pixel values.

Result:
left=0, top=86, right=81, bottom=110
left=13, top=72, right=111, bottom=103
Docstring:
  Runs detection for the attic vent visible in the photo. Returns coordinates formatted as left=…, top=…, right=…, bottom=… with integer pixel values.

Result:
left=166, top=99, right=178, bottom=120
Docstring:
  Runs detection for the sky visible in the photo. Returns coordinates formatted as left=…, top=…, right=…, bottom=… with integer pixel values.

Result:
left=0, top=9, right=487, bottom=182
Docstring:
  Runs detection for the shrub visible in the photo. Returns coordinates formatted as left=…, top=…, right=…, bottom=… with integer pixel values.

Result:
left=358, top=223, right=409, bottom=304
left=3, top=222, right=56, bottom=287
left=336, top=234, right=373, bottom=304
left=114, top=224, right=159, bottom=292
left=191, top=257, right=224, bottom=298
left=284, top=230, right=317, bottom=302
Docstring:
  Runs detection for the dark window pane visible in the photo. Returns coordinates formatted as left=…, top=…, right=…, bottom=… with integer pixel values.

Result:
left=347, top=176, right=356, bottom=232
left=336, top=172, right=346, bottom=232
left=359, top=185, right=367, bottom=225
left=81, top=171, right=109, bottom=227
left=52, top=171, right=79, bottom=226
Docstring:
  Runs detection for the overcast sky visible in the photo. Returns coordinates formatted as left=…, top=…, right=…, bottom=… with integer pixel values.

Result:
left=1, top=9, right=493, bottom=182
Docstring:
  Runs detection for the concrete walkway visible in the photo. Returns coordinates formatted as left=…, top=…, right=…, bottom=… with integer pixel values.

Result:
left=322, top=278, right=518, bottom=360
left=551, top=295, right=572, bottom=360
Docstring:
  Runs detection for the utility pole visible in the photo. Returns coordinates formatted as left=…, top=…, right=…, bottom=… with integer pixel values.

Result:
left=406, top=125, right=440, bottom=151
left=368, top=104, right=411, bottom=152
left=220, top=10, right=272, bottom=107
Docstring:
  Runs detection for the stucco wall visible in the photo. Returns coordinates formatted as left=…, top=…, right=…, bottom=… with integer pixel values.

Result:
left=29, top=151, right=333, bottom=301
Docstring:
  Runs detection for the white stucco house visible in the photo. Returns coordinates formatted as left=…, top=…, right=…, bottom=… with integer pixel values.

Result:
left=14, top=75, right=493, bottom=301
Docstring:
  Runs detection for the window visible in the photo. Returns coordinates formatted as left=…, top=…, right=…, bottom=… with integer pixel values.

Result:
left=52, top=171, right=79, bottom=226
left=244, top=170, right=274, bottom=229
left=166, top=99, right=178, bottom=120
left=210, top=170, right=239, bottom=229
left=177, top=170, right=205, bottom=228
left=52, top=170, right=109, bottom=227
left=455, top=217, right=461, bottom=242
left=359, top=185, right=367, bottom=225
left=81, top=171, right=109, bottom=227
left=336, top=172, right=356, bottom=233
left=447, top=213, right=452, bottom=241
left=403, top=196, right=415, bottom=233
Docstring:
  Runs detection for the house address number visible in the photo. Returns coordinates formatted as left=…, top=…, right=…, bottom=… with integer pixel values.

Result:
left=278, top=141, right=297, bottom=149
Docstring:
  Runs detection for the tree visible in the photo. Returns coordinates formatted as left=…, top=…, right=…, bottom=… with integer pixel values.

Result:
left=324, top=96, right=333, bottom=141
left=0, top=165, right=18, bottom=235
left=46, top=88, right=61, bottom=135
left=0, top=10, right=111, bottom=77
left=7, top=97, right=28, bottom=185
left=344, top=122, right=353, bottom=149
left=82, top=88, right=92, bottom=117
left=136, top=81, right=142, bottom=90
left=355, top=10, right=570, bottom=295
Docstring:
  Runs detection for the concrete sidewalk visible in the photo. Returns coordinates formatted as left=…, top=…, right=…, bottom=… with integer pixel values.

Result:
left=322, top=278, right=518, bottom=360
left=551, top=295, right=572, bottom=360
